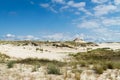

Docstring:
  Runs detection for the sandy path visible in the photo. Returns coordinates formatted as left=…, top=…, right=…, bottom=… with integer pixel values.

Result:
left=92, top=43, right=120, bottom=50
left=0, top=44, right=68, bottom=61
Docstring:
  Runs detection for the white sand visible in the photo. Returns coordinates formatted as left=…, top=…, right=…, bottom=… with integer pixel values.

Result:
left=0, top=44, right=68, bottom=61
left=0, top=42, right=120, bottom=61
left=92, top=42, right=120, bottom=50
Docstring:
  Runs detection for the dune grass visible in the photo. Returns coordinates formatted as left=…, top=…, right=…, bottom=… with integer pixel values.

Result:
left=69, top=48, right=120, bottom=74
left=47, top=63, right=61, bottom=75
left=0, top=52, right=10, bottom=63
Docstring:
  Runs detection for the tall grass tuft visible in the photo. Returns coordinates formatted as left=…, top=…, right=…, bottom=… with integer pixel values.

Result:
left=7, top=61, right=15, bottom=68
left=47, top=63, right=61, bottom=75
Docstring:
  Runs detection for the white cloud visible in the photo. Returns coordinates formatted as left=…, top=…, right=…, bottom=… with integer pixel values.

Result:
left=17, top=35, right=39, bottom=40
left=44, top=33, right=77, bottom=41
left=52, top=0, right=65, bottom=4
left=77, top=21, right=100, bottom=29
left=40, top=1, right=87, bottom=15
left=38, top=0, right=120, bottom=42
left=94, top=28, right=120, bottom=42
left=40, top=3, right=58, bottom=13
left=24, top=35, right=35, bottom=40
left=42, top=33, right=88, bottom=41
left=4, top=34, right=40, bottom=41
left=102, top=17, right=120, bottom=26
left=114, top=0, right=120, bottom=5
left=91, top=0, right=108, bottom=4
left=49, top=7, right=58, bottom=13
left=4, top=34, right=16, bottom=40
left=5, top=34, right=15, bottom=38
left=60, top=6, right=69, bottom=11
left=43, top=33, right=64, bottom=41
left=40, top=3, right=49, bottom=8
left=67, top=1, right=86, bottom=8
left=75, top=17, right=120, bottom=42
left=74, top=12, right=80, bottom=15
left=74, top=33, right=85, bottom=40
left=79, top=8, right=92, bottom=15
left=94, top=4, right=117, bottom=16
left=66, top=1, right=91, bottom=15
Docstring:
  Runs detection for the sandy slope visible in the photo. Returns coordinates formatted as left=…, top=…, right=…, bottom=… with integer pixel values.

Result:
left=0, top=44, right=68, bottom=61
left=0, top=42, right=120, bottom=61
left=93, top=43, right=120, bottom=50
left=0, top=42, right=120, bottom=80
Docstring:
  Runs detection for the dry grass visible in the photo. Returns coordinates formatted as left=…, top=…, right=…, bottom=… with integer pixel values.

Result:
left=47, top=63, right=61, bottom=75
left=69, top=48, right=120, bottom=74
left=0, top=52, right=10, bottom=63
left=15, top=58, right=65, bottom=67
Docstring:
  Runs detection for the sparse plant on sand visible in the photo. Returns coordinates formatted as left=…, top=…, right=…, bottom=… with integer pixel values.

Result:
left=93, top=64, right=104, bottom=74
left=0, top=52, right=10, bottom=63
left=32, top=65, right=38, bottom=72
left=75, top=72, right=80, bottom=80
left=7, top=61, right=15, bottom=68
left=47, top=63, right=61, bottom=75
left=69, top=48, right=120, bottom=74
left=36, top=48, right=43, bottom=52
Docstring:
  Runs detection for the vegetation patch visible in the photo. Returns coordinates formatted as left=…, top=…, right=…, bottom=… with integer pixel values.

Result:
left=47, top=63, right=61, bottom=75
left=7, top=60, right=15, bottom=68
left=70, top=48, right=120, bottom=74
left=0, top=52, right=10, bottom=63
left=15, top=58, right=65, bottom=67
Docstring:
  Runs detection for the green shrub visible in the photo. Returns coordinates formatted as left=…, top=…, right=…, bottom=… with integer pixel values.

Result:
left=7, top=61, right=15, bottom=68
left=93, top=65, right=104, bottom=74
left=102, top=64, right=107, bottom=70
left=114, top=62, right=120, bottom=69
left=36, top=48, right=43, bottom=51
left=16, top=58, right=65, bottom=67
left=47, top=63, right=61, bottom=75
left=75, top=72, right=80, bottom=80
left=0, top=53, right=10, bottom=63
left=107, top=62, right=114, bottom=69
left=80, top=61, right=86, bottom=67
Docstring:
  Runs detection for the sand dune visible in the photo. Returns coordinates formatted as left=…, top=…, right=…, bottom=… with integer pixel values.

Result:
left=0, top=42, right=120, bottom=61
left=0, top=44, right=68, bottom=61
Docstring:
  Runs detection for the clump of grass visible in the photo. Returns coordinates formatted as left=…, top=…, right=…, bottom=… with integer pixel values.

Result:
left=32, top=67, right=37, bottom=72
left=72, top=69, right=83, bottom=74
left=93, top=64, right=104, bottom=74
left=113, top=62, right=120, bottom=69
left=32, top=65, right=40, bottom=72
left=69, top=48, right=120, bottom=74
left=52, top=43, right=73, bottom=48
left=0, top=52, right=10, bottom=63
left=47, top=63, right=61, bottom=75
left=16, top=58, right=65, bottom=67
left=80, top=61, right=87, bottom=67
left=36, top=48, right=43, bottom=51
left=64, top=41, right=98, bottom=47
left=75, top=72, right=80, bottom=80
left=7, top=61, right=15, bottom=68
left=106, top=62, right=114, bottom=69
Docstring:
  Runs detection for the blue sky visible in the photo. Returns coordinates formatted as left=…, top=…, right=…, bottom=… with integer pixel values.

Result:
left=0, top=0, right=120, bottom=42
